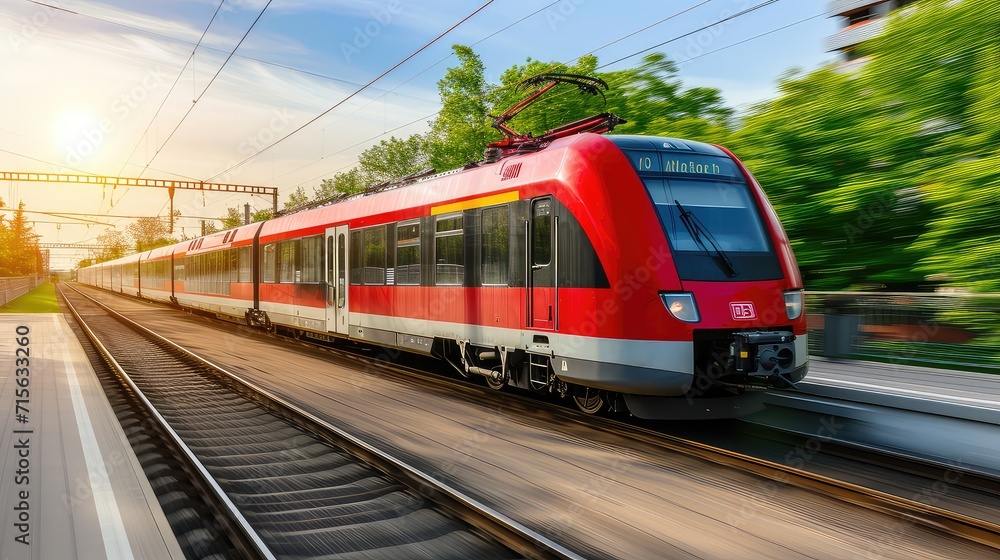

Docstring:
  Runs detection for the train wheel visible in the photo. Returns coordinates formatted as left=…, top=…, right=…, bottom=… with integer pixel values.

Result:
left=573, top=388, right=605, bottom=415
left=485, top=368, right=506, bottom=391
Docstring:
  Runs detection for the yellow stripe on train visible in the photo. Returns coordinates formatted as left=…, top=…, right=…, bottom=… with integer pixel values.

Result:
left=430, top=190, right=519, bottom=216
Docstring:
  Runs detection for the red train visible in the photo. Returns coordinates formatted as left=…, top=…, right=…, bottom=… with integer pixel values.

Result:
left=78, top=132, right=807, bottom=419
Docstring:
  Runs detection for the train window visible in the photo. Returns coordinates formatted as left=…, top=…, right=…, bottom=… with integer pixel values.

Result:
left=238, top=247, right=252, bottom=282
left=299, top=236, right=323, bottom=283
left=363, top=227, right=386, bottom=285
left=395, top=222, right=420, bottom=285
left=262, top=243, right=276, bottom=283
left=230, top=249, right=238, bottom=282
left=532, top=199, right=552, bottom=267
left=481, top=205, right=509, bottom=286
left=657, top=179, right=770, bottom=253
left=435, top=214, right=464, bottom=285
left=349, top=231, right=363, bottom=285
left=279, top=240, right=299, bottom=283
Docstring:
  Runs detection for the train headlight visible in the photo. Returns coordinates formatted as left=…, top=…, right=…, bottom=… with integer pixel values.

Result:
left=660, top=292, right=700, bottom=323
left=784, top=289, right=803, bottom=320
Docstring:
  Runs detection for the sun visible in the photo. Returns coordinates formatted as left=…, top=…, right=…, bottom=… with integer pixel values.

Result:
left=52, top=108, right=101, bottom=150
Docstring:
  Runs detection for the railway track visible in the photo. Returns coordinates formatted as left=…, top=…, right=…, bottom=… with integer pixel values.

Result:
left=70, top=283, right=1000, bottom=556
left=60, top=283, right=581, bottom=560
left=265, top=309, right=1000, bottom=552
left=239, top=301, right=1000, bottom=550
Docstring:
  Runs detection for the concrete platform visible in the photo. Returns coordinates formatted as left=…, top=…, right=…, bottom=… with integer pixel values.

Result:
left=806, top=356, right=1000, bottom=411
left=0, top=313, right=183, bottom=559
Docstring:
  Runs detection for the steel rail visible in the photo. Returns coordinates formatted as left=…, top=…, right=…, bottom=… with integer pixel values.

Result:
left=64, top=283, right=583, bottom=560
left=58, top=284, right=276, bottom=560
left=70, top=282, right=1000, bottom=552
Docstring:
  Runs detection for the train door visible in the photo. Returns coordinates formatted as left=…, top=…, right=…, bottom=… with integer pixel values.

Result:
left=325, top=225, right=349, bottom=335
left=528, top=198, right=556, bottom=330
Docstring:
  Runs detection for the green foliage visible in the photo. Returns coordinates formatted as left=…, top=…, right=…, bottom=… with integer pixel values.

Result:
left=0, top=200, right=43, bottom=276
left=314, top=168, right=366, bottom=199
left=426, top=45, right=496, bottom=171
left=219, top=207, right=245, bottom=229
left=490, top=54, right=603, bottom=138
left=488, top=52, right=730, bottom=141
left=219, top=206, right=273, bottom=229
left=729, top=67, right=933, bottom=289
left=127, top=216, right=175, bottom=252
left=357, top=134, right=430, bottom=184
left=93, top=229, right=130, bottom=263
left=727, top=0, right=1000, bottom=292
left=284, top=186, right=309, bottom=209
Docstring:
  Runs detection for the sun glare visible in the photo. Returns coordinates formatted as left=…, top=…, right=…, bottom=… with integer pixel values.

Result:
left=52, top=108, right=100, bottom=149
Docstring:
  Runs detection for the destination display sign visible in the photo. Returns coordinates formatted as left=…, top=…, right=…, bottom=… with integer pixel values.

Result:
left=624, top=150, right=741, bottom=179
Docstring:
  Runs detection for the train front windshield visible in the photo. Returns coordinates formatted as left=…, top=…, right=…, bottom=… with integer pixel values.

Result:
left=629, top=150, right=783, bottom=282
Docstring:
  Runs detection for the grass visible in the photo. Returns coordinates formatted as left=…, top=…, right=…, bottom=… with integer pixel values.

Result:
left=0, top=282, right=61, bottom=313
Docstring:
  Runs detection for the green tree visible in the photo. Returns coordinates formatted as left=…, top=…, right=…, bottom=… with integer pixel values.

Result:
left=357, top=134, right=430, bottom=184
left=94, top=229, right=130, bottom=263
left=490, top=54, right=603, bottom=138
left=426, top=45, right=495, bottom=171
left=313, top=168, right=366, bottom=200
left=0, top=201, right=42, bottom=276
left=127, top=215, right=177, bottom=252
left=220, top=207, right=245, bottom=229
left=284, top=186, right=309, bottom=209
left=867, top=0, right=1000, bottom=294
left=219, top=206, right=272, bottom=228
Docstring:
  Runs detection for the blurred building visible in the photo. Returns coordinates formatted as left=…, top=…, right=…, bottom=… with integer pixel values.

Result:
left=826, top=0, right=917, bottom=70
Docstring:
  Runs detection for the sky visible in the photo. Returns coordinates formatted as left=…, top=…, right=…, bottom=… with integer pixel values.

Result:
left=0, top=0, right=839, bottom=269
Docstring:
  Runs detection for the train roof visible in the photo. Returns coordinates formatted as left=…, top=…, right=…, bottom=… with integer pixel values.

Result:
left=258, top=133, right=735, bottom=239
left=177, top=222, right=263, bottom=256
left=604, top=135, right=728, bottom=156
left=259, top=132, right=612, bottom=238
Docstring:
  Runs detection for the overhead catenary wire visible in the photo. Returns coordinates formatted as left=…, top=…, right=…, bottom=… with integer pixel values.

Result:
left=139, top=0, right=274, bottom=177
left=287, top=0, right=789, bottom=191
left=205, top=0, right=497, bottom=183
left=243, top=0, right=712, bottom=200
left=23, top=0, right=437, bottom=102
left=11, top=0, right=815, bottom=227
left=596, top=0, right=780, bottom=69
left=106, top=0, right=228, bottom=216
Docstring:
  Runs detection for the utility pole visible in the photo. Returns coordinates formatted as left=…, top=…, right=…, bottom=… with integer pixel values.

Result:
left=244, top=203, right=251, bottom=225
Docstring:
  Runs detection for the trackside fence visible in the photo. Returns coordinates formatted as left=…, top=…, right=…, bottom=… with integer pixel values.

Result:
left=806, top=291, right=1000, bottom=374
left=0, top=276, right=38, bottom=307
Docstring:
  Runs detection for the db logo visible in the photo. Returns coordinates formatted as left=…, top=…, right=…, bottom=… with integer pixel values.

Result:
left=730, top=302, right=756, bottom=320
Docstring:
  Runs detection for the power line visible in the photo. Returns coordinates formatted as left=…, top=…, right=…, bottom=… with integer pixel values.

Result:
left=109, top=0, right=227, bottom=214
left=677, top=8, right=831, bottom=67
left=582, top=0, right=711, bottom=59
left=210, top=0, right=560, bottom=210
left=207, top=0, right=497, bottom=183
left=22, top=0, right=436, bottom=103
left=285, top=0, right=774, bottom=190
left=141, top=0, right=274, bottom=176
left=597, top=0, right=781, bottom=69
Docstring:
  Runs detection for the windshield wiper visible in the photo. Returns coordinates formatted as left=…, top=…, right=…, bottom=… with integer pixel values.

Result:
left=674, top=200, right=738, bottom=278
